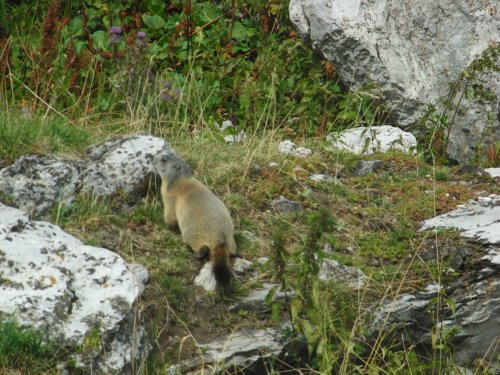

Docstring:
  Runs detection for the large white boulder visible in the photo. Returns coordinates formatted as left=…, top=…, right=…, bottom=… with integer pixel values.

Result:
left=0, top=203, right=148, bottom=372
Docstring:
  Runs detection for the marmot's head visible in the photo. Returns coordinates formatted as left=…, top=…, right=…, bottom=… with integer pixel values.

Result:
left=153, top=154, right=193, bottom=183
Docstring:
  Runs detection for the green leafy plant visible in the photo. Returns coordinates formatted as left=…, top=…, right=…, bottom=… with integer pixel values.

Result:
left=2, top=0, right=383, bottom=138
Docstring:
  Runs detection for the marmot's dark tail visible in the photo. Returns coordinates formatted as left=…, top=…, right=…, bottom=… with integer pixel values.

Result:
left=211, top=243, right=232, bottom=288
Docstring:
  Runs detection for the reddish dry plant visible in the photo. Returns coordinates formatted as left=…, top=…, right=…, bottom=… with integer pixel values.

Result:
left=183, top=0, right=194, bottom=39
left=0, top=37, right=10, bottom=90
left=322, top=60, right=336, bottom=79
left=40, top=0, right=62, bottom=66
left=316, top=113, right=331, bottom=137
left=30, top=0, right=63, bottom=105
left=486, top=143, right=499, bottom=163
left=64, top=43, right=88, bottom=98
left=432, top=129, right=446, bottom=160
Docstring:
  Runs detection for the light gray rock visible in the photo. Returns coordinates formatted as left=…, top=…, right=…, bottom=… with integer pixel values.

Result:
left=0, top=155, right=85, bottom=216
left=216, top=120, right=247, bottom=144
left=230, top=283, right=294, bottom=314
left=310, top=173, right=336, bottom=182
left=224, top=131, right=246, bottom=144
left=194, top=259, right=253, bottom=292
left=290, top=0, right=499, bottom=164
left=421, top=194, right=500, bottom=245
left=232, top=258, right=254, bottom=274
left=372, top=276, right=500, bottom=366
left=0, top=203, right=148, bottom=373
left=482, top=248, right=500, bottom=265
left=318, top=258, right=367, bottom=289
left=167, top=325, right=290, bottom=374
left=82, top=135, right=174, bottom=196
left=327, top=126, right=417, bottom=155
left=194, top=262, right=218, bottom=292
left=271, top=196, right=302, bottom=213
left=216, top=120, right=234, bottom=131
left=256, top=257, right=270, bottom=265
left=278, top=140, right=312, bottom=158
left=353, top=160, right=383, bottom=177
left=485, top=168, right=500, bottom=178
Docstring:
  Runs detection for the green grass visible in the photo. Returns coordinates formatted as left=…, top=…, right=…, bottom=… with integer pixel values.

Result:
left=0, top=318, right=60, bottom=373
left=0, top=112, right=93, bottom=164
left=156, top=274, right=188, bottom=306
left=51, top=195, right=118, bottom=228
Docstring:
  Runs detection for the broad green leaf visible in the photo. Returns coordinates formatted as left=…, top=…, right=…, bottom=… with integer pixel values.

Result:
left=232, top=21, right=255, bottom=42
left=140, top=0, right=165, bottom=17
left=271, top=301, right=282, bottom=326
left=75, top=41, right=88, bottom=55
left=142, top=14, right=166, bottom=31
left=265, top=284, right=279, bottom=305
left=67, top=16, right=83, bottom=36
left=193, top=2, right=222, bottom=24
left=92, top=30, right=107, bottom=51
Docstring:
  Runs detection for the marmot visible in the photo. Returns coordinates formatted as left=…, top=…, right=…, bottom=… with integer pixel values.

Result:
left=153, top=154, right=237, bottom=288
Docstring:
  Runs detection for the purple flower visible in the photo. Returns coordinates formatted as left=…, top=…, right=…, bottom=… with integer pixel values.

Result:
left=137, top=32, right=146, bottom=41
left=109, top=26, right=123, bottom=47
left=109, top=26, right=122, bottom=35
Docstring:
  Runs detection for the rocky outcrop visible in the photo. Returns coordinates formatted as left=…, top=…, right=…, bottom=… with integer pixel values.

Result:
left=372, top=194, right=500, bottom=366
left=230, top=283, right=295, bottom=314
left=0, top=203, right=148, bottom=372
left=421, top=194, right=500, bottom=244
left=0, top=135, right=174, bottom=216
left=289, top=0, right=499, bottom=164
left=445, top=65, right=500, bottom=165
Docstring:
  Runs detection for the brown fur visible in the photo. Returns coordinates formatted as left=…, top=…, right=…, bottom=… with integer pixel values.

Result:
left=156, top=155, right=236, bottom=288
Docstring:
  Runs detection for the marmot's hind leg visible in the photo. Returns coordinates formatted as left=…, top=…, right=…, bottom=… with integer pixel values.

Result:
left=166, top=222, right=181, bottom=233
left=193, top=245, right=210, bottom=260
